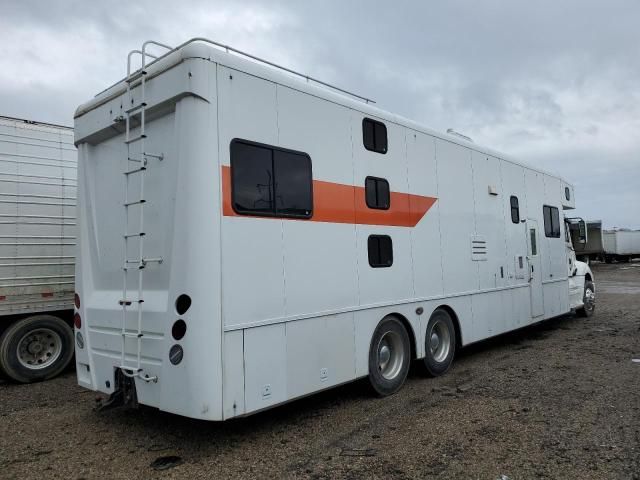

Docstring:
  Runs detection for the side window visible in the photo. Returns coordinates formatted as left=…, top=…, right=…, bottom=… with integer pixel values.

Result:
left=362, top=118, right=388, bottom=154
left=231, top=140, right=313, bottom=218
left=530, top=228, right=537, bottom=255
left=510, top=196, right=520, bottom=224
left=543, top=205, right=560, bottom=238
left=368, top=235, right=393, bottom=268
left=365, top=176, right=390, bottom=210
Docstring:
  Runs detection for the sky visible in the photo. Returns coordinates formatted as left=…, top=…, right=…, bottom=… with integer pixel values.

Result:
left=1, top=0, right=639, bottom=228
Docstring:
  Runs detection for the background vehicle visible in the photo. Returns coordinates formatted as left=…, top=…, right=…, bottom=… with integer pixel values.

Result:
left=602, top=229, right=640, bottom=263
left=0, top=116, right=77, bottom=383
left=73, top=38, right=594, bottom=421
left=568, top=219, right=603, bottom=264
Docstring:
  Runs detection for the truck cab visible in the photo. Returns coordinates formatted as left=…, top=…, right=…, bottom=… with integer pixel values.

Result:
left=565, top=217, right=595, bottom=316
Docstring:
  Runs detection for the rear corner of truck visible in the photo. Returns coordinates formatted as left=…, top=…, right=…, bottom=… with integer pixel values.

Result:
left=73, top=47, right=224, bottom=420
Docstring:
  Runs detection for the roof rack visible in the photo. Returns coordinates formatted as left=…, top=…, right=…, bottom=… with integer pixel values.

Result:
left=100, top=37, right=375, bottom=105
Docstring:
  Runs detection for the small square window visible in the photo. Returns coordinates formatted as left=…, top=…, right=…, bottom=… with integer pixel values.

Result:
left=365, top=176, right=390, bottom=209
left=362, top=118, right=388, bottom=154
left=368, top=235, right=393, bottom=268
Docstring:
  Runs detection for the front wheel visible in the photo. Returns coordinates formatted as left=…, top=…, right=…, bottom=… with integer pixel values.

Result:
left=368, top=316, right=411, bottom=397
left=577, top=281, right=595, bottom=317
left=0, top=315, right=74, bottom=383
left=422, top=308, right=456, bottom=377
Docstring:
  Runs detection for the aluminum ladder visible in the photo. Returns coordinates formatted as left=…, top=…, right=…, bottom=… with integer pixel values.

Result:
left=118, top=41, right=172, bottom=382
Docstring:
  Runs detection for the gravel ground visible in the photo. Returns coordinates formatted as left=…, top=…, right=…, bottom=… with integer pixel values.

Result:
left=1, top=262, right=639, bottom=479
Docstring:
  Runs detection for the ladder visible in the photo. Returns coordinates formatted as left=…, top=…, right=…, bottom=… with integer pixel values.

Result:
left=118, top=41, right=172, bottom=382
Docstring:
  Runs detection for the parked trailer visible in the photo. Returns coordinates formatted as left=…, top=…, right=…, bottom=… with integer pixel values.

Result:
left=74, top=39, right=595, bottom=420
left=602, top=230, right=640, bottom=263
left=0, top=116, right=77, bottom=383
left=568, top=219, right=603, bottom=264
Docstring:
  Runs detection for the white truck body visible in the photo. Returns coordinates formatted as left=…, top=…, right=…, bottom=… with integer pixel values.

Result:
left=603, top=230, right=640, bottom=259
left=73, top=39, right=594, bottom=420
left=0, top=116, right=77, bottom=382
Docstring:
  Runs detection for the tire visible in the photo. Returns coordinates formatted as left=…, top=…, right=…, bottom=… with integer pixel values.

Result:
left=604, top=255, right=612, bottom=264
left=422, top=308, right=456, bottom=377
left=577, top=281, right=595, bottom=318
left=368, top=316, right=411, bottom=397
left=0, top=315, right=74, bottom=383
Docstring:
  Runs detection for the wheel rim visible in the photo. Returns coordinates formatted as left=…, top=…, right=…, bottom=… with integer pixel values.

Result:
left=429, top=319, right=451, bottom=363
left=16, top=328, right=63, bottom=370
left=377, top=330, right=405, bottom=380
left=584, top=287, right=595, bottom=312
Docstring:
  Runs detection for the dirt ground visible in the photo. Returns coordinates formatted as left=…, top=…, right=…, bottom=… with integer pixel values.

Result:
left=1, top=262, right=639, bottom=480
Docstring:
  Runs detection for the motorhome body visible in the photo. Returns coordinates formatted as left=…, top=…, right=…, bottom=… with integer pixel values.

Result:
left=73, top=39, right=594, bottom=420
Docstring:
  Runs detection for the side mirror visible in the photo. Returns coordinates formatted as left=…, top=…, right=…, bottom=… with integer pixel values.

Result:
left=578, top=220, right=587, bottom=244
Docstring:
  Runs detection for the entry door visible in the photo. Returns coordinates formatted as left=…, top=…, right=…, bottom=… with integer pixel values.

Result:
left=526, top=219, right=544, bottom=318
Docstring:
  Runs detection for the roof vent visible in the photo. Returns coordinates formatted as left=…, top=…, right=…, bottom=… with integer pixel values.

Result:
left=446, top=128, right=473, bottom=143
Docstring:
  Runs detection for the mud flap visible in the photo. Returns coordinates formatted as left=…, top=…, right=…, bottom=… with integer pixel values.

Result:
left=96, top=369, right=139, bottom=411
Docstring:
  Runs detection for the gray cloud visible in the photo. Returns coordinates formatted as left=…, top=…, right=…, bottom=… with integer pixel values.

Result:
left=1, top=0, right=638, bottom=227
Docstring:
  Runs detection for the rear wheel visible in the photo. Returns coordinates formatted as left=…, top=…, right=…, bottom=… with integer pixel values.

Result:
left=422, top=308, right=456, bottom=376
left=577, top=281, right=595, bottom=317
left=0, top=315, right=74, bottom=383
left=368, top=316, right=411, bottom=396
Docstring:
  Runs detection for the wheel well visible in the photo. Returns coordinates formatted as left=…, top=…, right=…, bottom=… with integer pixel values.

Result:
left=434, top=305, right=462, bottom=348
left=585, top=273, right=592, bottom=283
left=390, top=313, right=417, bottom=360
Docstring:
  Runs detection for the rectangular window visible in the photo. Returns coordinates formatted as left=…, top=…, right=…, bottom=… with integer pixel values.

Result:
left=365, top=176, right=390, bottom=209
left=543, top=205, right=560, bottom=238
left=362, top=118, right=388, bottom=154
left=231, top=139, right=313, bottom=219
left=368, top=235, right=393, bottom=267
left=530, top=228, right=537, bottom=255
left=510, top=196, right=520, bottom=224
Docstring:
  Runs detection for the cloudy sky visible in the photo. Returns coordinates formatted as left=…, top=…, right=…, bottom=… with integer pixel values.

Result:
left=1, top=0, right=638, bottom=228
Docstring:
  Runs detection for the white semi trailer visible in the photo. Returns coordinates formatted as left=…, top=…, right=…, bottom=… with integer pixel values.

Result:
left=0, top=116, right=77, bottom=382
left=602, top=230, right=640, bottom=263
left=73, top=39, right=595, bottom=420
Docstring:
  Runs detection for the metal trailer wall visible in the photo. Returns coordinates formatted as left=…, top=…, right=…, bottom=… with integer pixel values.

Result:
left=0, top=116, right=78, bottom=383
left=0, top=116, right=76, bottom=315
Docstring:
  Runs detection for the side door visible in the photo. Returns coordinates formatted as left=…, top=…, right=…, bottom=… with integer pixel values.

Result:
left=526, top=218, right=544, bottom=318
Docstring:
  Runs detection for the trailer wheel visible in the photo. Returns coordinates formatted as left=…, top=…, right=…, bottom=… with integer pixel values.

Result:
left=422, top=308, right=456, bottom=376
left=604, top=255, right=612, bottom=264
left=577, top=281, right=595, bottom=318
left=368, top=316, right=410, bottom=396
left=0, top=315, right=74, bottom=383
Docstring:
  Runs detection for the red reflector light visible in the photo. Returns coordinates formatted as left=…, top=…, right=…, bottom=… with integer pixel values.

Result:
left=74, top=312, right=82, bottom=329
left=74, top=293, right=80, bottom=309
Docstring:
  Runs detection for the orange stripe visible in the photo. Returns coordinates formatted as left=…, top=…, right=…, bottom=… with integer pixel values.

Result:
left=221, top=166, right=437, bottom=227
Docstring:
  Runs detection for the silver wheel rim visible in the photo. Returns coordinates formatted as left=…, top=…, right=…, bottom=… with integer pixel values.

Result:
left=584, top=287, right=595, bottom=312
left=377, top=330, right=405, bottom=380
left=16, top=328, right=63, bottom=370
left=429, top=319, right=451, bottom=363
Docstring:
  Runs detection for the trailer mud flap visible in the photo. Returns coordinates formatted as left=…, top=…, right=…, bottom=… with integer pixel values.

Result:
left=96, top=369, right=139, bottom=411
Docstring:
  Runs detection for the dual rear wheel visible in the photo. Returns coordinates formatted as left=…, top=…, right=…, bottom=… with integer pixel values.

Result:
left=368, top=308, right=456, bottom=396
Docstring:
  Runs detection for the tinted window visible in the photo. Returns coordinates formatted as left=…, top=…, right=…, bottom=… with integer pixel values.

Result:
left=274, top=150, right=313, bottom=217
left=362, top=118, right=388, bottom=154
left=530, top=228, right=537, bottom=255
left=368, top=235, right=393, bottom=267
left=510, top=196, right=520, bottom=224
left=231, top=142, right=273, bottom=215
left=231, top=140, right=312, bottom=218
left=365, top=176, right=390, bottom=209
left=543, top=205, right=560, bottom=238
